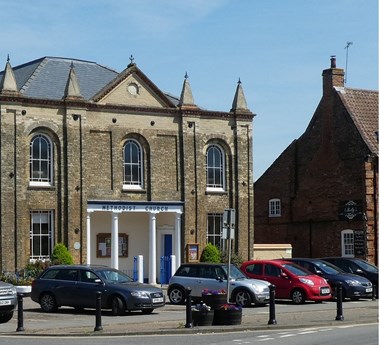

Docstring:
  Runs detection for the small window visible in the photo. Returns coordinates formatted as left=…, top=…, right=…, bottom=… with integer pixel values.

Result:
left=269, top=198, right=281, bottom=217
left=123, top=139, right=143, bottom=190
left=207, top=213, right=225, bottom=249
left=206, top=144, right=225, bottom=191
left=341, top=229, right=354, bottom=257
left=96, top=233, right=128, bottom=258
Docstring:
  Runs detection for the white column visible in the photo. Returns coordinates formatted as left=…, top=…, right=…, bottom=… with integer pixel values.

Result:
left=111, top=212, right=120, bottom=269
left=174, top=212, right=182, bottom=269
left=86, top=212, right=92, bottom=264
left=149, top=212, right=157, bottom=284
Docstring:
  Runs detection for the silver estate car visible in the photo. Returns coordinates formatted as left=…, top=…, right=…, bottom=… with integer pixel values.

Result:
left=0, top=281, right=17, bottom=323
left=168, top=263, right=270, bottom=307
left=31, top=265, right=165, bottom=315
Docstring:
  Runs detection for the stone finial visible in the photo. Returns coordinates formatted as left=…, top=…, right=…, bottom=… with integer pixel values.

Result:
left=231, top=78, right=250, bottom=113
left=179, top=72, right=198, bottom=109
left=0, top=57, right=20, bottom=96
left=63, top=62, right=83, bottom=100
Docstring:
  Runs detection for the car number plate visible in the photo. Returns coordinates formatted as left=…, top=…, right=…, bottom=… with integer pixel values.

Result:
left=0, top=300, right=11, bottom=305
left=321, top=288, right=330, bottom=295
left=366, top=288, right=373, bottom=293
left=153, top=297, right=163, bottom=303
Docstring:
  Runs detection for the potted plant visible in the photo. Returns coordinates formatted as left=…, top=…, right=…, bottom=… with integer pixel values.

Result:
left=191, top=303, right=214, bottom=326
left=213, top=303, right=242, bottom=325
left=201, top=289, right=227, bottom=309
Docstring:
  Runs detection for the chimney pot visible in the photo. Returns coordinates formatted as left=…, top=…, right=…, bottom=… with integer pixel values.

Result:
left=330, top=55, right=336, bottom=68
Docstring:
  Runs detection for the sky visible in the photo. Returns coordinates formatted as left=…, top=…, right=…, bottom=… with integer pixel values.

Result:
left=0, top=0, right=378, bottom=180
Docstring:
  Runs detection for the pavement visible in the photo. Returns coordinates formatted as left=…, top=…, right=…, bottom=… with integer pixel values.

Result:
left=0, top=295, right=378, bottom=337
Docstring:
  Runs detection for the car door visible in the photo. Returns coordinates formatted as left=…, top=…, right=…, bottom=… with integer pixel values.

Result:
left=193, top=265, right=226, bottom=296
left=262, top=263, right=290, bottom=299
left=53, top=269, right=79, bottom=307
left=76, top=269, right=105, bottom=308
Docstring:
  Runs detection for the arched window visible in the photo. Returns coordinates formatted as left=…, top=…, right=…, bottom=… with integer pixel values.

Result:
left=29, top=134, right=53, bottom=186
left=206, top=144, right=225, bottom=191
left=123, top=139, right=143, bottom=189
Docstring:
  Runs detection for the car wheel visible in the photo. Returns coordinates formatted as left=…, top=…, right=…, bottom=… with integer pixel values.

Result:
left=0, top=311, right=13, bottom=323
left=234, top=289, right=252, bottom=307
left=291, top=289, right=306, bottom=304
left=111, top=296, right=125, bottom=316
left=40, top=293, right=58, bottom=312
left=141, top=308, right=154, bottom=314
left=168, top=286, right=186, bottom=305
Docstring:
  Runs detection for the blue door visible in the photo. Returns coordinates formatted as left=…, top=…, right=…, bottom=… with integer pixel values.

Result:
left=160, top=234, right=173, bottom=284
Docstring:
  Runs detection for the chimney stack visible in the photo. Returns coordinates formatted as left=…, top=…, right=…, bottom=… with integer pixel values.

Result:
left=322, top=56, right=344, bottom=96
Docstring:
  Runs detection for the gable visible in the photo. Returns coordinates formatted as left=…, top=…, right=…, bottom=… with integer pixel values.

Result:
left=91, top=64, right=176, bottom=108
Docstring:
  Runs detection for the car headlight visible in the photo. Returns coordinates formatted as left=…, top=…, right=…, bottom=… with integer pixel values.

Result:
left=11, top=286, right=17, bottom=295
left=346, top=279, right=361, bottom=286
left=131, top=291, right=150, bottom=298
left=299, top=278, right=314, bottom=286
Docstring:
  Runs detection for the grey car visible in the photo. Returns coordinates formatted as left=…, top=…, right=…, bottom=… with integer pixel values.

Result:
left=0, top=281, right=17, bottom=323
left=168, top=263, right=270, bottom=307
left=31, top=265, right=165, bottom=315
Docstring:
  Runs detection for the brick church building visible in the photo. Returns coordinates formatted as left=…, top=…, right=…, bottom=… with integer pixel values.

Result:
left=254, top=57, right=378, bottom=264
left=0, top=56, right=255, bottom=283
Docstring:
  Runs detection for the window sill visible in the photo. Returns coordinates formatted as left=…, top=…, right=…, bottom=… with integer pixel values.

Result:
left=122, top=188, right=146, bottom=194
left=205, top=190, right=228, bottom=196
left=28, top=185, right=55, bottom=191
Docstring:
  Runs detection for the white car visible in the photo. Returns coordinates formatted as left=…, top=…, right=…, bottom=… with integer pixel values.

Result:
left=168, top=263, right=270, bottom=307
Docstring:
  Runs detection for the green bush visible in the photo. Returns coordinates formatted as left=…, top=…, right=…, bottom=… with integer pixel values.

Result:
left=51, top=243, right=74, bottom=265
left=200, top=243, right=221, bottom=263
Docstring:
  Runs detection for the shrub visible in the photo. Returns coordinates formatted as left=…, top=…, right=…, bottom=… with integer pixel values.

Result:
left=51, top=243, right=74, bottom=265
left=200, top=243, right=221, bottom=263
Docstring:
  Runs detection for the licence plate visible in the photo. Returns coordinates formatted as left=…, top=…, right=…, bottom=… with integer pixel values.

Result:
left=0, top=300, right=11, bottom=305
left=153, top=297, right=163, bottom=303
left=366, top=288, right=373, bottom=293
left=321, top=288, right=330, bottom=295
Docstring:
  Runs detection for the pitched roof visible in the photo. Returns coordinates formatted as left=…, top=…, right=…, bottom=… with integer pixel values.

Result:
left=0, top=57, right=180, bottom=105
left=335, top=87, right=379, bottom=155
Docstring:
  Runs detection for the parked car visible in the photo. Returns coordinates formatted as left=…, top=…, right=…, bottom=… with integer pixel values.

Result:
left=0, top=280, right=17, bottom=323
left=285, top=258, right=373, bottom=300
left=321, top=257, right=379, bottom=297
left=168, top=263, right=270, bottom=307
left=240, top=260, right=332, bottom=304
left=31, top=265, right=165, bottom=315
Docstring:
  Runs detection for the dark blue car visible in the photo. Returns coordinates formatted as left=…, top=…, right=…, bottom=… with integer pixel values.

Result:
left=285, top=258, right=373, bottom=300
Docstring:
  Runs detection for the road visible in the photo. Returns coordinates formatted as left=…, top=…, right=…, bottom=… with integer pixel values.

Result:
left=0, top=323, right=377, bottom=345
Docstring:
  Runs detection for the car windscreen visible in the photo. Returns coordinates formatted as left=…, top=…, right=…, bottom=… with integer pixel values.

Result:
left=96, top=269, right=134, bottom=283
left=314, top=261, right=342, bottom=274
left=222, top=264, right=247, bottom=279
left=282, top=263, right=311, bottom=276
left=356, top=260, right=379, bottom=273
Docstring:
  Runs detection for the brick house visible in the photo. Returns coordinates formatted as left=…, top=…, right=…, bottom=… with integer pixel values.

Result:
left=0, top=56, right=255, bottom=282
left=254, top=57, right=378, bottom=264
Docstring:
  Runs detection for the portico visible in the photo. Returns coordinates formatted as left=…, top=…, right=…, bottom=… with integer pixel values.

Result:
left=86, top=201, right=183, bottom=284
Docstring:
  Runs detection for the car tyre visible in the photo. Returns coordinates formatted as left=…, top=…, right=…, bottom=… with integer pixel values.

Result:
left=168, top=286, right=186, bottom=305
left=291, top=289, right=306, bottom=304
left=0, top=311, right=13, bottom=323
left=111, top=296, right=125, bottom=316
left=234, top=289, right=252, bottom=307
left=40, top=293, right=58, bottom=312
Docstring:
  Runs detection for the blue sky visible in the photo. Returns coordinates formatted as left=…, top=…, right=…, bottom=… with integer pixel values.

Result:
left=0, top=0, right=378, bottom=179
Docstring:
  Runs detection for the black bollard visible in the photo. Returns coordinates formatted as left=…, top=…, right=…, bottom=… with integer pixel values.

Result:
left=16, top=293, right=25, bottom=332
left=185, top=287, right=193, bottom=328
left=267, top=284, right=277, bottom=325
left=94, top=291, right=103, bottom=331
left=335, top=282, right=344, bottom=321
left=372, top=285, right=377, bottom=301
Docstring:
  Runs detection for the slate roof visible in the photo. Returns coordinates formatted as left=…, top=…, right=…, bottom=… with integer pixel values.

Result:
left=0, top=57, right=180, bottom=105
left=336, top=87, right=379, bottom=155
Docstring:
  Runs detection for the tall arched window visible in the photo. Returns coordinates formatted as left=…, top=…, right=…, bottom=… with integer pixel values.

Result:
left=206, top=144, right=225, bottom=191
left=123, top=139, right=143, bottom=189
left=29, top=134, right=53, bottom=186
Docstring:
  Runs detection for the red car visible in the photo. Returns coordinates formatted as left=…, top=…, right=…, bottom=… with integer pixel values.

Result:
left=240, top=260, right=332, bottom=304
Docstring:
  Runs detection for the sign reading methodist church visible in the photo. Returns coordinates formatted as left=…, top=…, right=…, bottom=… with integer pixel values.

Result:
left=87, top=201, right=183, bottom=213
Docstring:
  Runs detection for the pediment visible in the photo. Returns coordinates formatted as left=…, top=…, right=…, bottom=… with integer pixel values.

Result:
left=91, top=64, right=176, bottom=108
